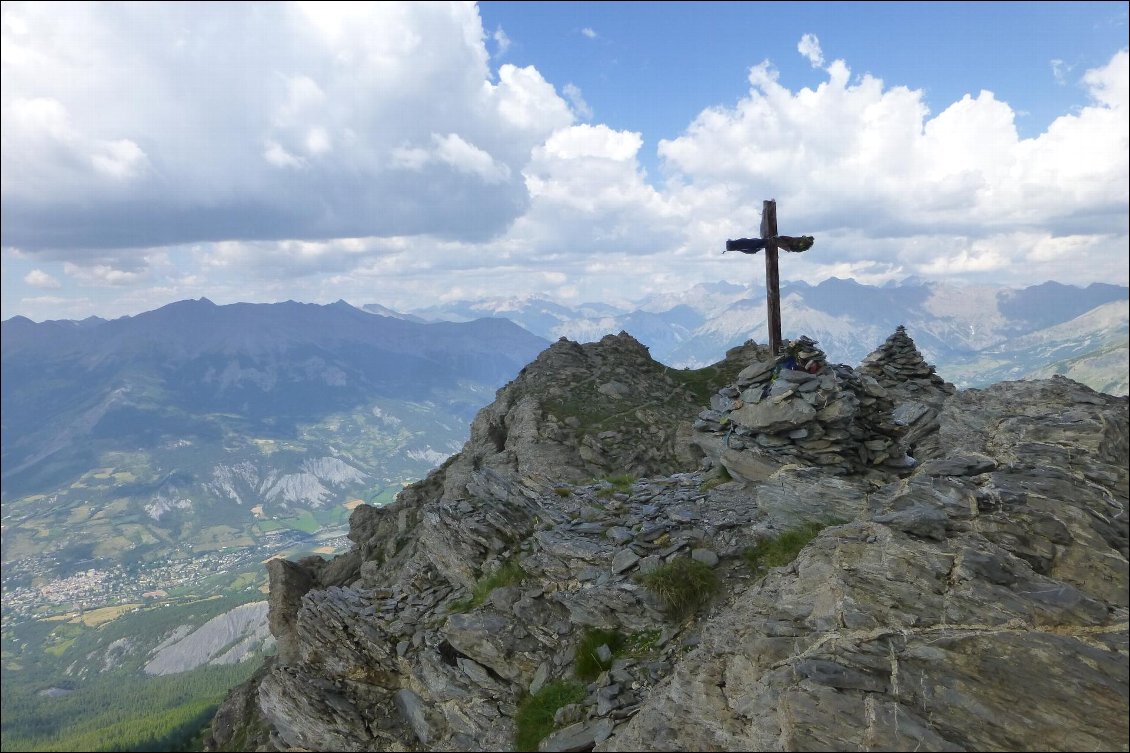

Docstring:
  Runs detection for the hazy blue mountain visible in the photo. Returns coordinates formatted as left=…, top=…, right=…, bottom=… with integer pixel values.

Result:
left=1, top=299, right=547, bottom=582
left=405, top=279, right=1129, bottom=394
left=360, top=302, right=427, bottom=322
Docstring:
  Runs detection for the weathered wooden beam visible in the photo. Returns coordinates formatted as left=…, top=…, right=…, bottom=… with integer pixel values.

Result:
left=761, top=200, right=782, bottom=355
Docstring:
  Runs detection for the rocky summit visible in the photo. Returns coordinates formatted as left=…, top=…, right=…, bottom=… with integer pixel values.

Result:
left=205, top=331, right=1129, bottom=753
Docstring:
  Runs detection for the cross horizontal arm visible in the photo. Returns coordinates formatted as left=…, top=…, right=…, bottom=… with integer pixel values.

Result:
left=725, top=235, right=814, bottom=254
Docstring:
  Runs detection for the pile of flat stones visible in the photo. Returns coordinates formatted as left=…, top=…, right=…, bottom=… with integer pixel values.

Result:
left=859, top=325, right=956, bottom=395
left=694, top=336, right=906, bottom=474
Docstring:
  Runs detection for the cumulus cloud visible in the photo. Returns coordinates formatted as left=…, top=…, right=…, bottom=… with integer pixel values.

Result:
left=658, top=49, right=1129, bottom=285
left=1, top=2, right=573, bottom=253
left=797, top=34, right=824, bottom=68
left=24, top=268, right=60, bottom=288
left=581, top=27, right=597, bottom=39
left=1, top=3, right=1125, bottom=321
left=63, top=261, right=148, bottom=287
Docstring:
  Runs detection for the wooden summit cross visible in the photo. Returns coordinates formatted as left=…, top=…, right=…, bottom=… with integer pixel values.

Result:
left=725, top=199, right=814, bottom=355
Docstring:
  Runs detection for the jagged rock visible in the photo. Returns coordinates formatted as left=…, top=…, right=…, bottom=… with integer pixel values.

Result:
left=541, top=718, right=615, bottom=752
left=394, top=688, right=434, bottom=746
left=267, top=558, right=317, bottom=665
left=443, top=611, right=541, bottom=685
left=600, top=378, right=1128, bottom=753
left=209, top=330, right=1129, bottom=753
left=917, top=453, right=997, bottom=477
left=691, top=548, right=719, bottom=567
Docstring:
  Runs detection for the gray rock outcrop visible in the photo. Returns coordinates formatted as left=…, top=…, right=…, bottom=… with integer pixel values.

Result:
left=206, top=333, right=1129, bottom=753
left=604, top=376, right=1129, bottom=752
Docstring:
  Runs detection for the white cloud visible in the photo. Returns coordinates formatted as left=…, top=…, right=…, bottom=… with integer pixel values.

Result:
left=264, top=141, right=304, bottom=169
left=1, top=3, right=1125, bottom=322
left=581, top=27, right=597, bottom=39
left=491, top=64, right=574, bottom=133
left=657, top=49, right=1129, bottom=286
left=1, top=97, right=151, bottom=195
left=24, top=268, right=60, bottom=288
left=797, top=34, right=824, bottom=68
left=1051, top=58, right=1069, bottom=85
left=563, top=83, right=592, bottom=120
left=1082, top=48, right=1128, bottom=108
left=64, top=261, right=148, bottom=287
left=305, top=127, right=332, bottom=156
left=1, top=2, right=572, bottom=252
left=432, top=133, right=511, bottom=184
left=492, top=25, right=511, bottom=58
left=510, top=123, right=680, bottom=253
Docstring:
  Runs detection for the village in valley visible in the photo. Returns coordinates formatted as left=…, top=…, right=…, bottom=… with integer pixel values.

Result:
left=0, top=527, right=351, bottom=627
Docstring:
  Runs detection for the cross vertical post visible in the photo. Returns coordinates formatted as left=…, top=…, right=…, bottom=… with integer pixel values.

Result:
left=760, top=199, right=782, bottom=355
left=724, top=200, right=814, bottom=356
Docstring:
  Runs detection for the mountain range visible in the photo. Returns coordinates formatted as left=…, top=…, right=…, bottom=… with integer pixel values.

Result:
left=1, top=299, right=547, bottom=581
left=401, top=278, right=1129, bottom=394
left=3, top=279, right=1125, bottom=582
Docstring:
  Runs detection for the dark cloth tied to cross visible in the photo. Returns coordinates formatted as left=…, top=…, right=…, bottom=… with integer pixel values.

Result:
left=724, top=235, right=814, bottom=254
left=724, top=199, right=814, bottom=355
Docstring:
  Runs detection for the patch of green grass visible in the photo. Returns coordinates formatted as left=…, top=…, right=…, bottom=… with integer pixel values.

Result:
left=596, top=474, right=635, bottom=498
left=637, top=557, right=719, bottom=621
left=742, top=521, right=828, bottom=577
left=451, top=560, right=528, bottom=612
left=513, top=680, right=586, bottom=752
left=553, top=486, right=571, bottom=498
left=666, top=362, right=748, bottom=404
left=574, top=628, right=626, bottom=681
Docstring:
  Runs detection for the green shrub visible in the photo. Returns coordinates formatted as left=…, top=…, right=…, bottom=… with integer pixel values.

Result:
left=638, top=557, right=719, bottom=621
left=553, top=486, right=571, bottom=497
left=574, top=628, right=625, bottom=681
left=513, top=680, right=586, bottom=751
left=451, top=560, right=527, bottom=612
left=742, top=521, right=827, bottom=577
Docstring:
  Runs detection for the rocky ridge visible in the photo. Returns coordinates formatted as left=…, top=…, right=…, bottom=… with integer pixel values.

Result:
left=205, top=331, right=1129, bottom=753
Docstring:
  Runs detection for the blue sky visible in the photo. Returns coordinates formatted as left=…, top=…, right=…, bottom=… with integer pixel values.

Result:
left=2, top=1, right=1127, bottom=321
left=482, top=2, right=1127, bottom=147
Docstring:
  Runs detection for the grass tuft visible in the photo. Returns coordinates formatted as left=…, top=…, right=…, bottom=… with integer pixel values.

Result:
left=596, top=474, right=635, bottom=498
left=637, top=557, right=719, bottom=621
left=574, top=628, right=625, bottom=681
left=513, top=680, right=586, bottom=751
left=450, top=560, right=527, bottom=612
left=742, top=521, right=828, bottom=577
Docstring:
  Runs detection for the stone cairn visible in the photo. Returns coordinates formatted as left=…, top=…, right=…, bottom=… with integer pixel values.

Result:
left=694, top=336, right=907, bottom=474
left=859, top=325, right=956, bottom=395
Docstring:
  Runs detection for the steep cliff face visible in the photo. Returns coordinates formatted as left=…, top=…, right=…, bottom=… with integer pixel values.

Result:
left=205, top=333, right=1129, bottom=753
